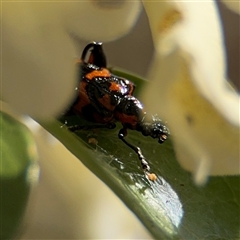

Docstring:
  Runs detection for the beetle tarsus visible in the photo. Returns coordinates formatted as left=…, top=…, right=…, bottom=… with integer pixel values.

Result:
left=118, top=128, right=156, bottom=181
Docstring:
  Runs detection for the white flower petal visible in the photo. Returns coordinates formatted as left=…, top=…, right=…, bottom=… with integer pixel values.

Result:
left=1, top=1, right=141, bottom=118
left=144, top=1, right=239, bottom=126
left=143, top=1, right=240, bottom=183
left=2, top=2, right=76, bottom=118
left=65, top=1, right=142, bottom=42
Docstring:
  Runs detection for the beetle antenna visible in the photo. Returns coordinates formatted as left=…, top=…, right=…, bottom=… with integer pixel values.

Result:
left=81, top=41, right=107, bottom=68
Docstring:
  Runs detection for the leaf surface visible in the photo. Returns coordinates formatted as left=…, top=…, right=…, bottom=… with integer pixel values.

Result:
left=39, top=70, right=240, bottom=239
left=0, top=112, right=39, bottom=239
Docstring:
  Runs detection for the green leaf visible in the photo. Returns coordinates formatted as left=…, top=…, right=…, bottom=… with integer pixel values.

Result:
left=38, top=70, right=240, bottom=239
left=0, top=112, right=39, bottom=239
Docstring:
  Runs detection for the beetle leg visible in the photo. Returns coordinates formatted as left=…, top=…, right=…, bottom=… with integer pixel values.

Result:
left=67, top=122, right=116, bottom=132
left=118, top=128, right=157, bottom=181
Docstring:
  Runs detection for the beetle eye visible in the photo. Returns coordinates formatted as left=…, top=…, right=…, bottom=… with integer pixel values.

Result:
left=161, top=134, right=168, bottom=140
left=158, top=134, right=168, bottom=144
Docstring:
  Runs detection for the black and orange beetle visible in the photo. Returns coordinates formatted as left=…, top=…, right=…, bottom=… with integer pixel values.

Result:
left=65, top=42, right=169, bottom=181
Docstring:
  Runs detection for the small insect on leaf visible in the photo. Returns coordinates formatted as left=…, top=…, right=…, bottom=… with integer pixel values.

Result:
left=63, top=42, right=170, bottom=181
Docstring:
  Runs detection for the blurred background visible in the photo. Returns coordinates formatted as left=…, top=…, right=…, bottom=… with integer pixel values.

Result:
left=19, top=2, right=239, bottom=239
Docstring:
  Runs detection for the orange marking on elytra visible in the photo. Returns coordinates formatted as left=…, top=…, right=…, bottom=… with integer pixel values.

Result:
left=109, top=82, right=121, bottom=91
left=85, top=69, right=110, bottom=80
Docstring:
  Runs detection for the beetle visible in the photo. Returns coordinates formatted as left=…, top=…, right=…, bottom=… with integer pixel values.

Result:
left=65, top=42, right=169, bottom=181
